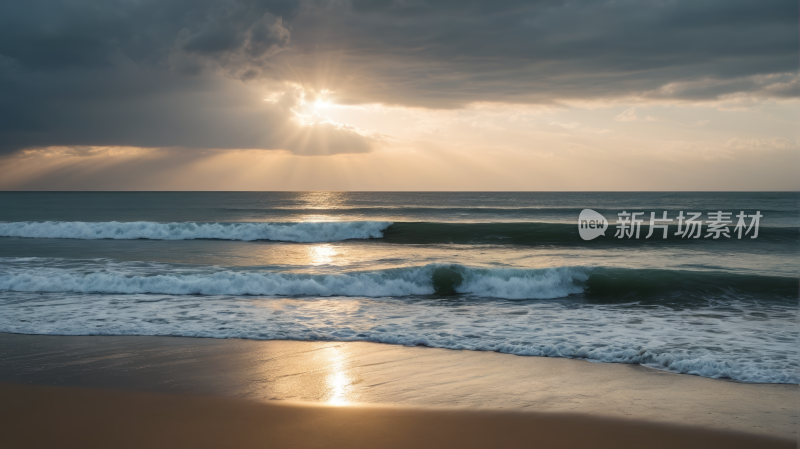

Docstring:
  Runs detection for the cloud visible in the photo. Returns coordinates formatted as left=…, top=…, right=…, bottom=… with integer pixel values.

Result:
left=659, top=141, right=733, bottom=160
left=276, top=0, right=798, bottom=107
left=658, top=137, right=798, bottom=162
left=0, top=62, right=374, bottom=156
left=725, top=137, right=797, bottom=151
left=614, top=108, right=638, bottom=122
left=614, top=107, right=656, bottom=122
left=0, top=0, right=371, bottom=156
left=580, top=127, right=612, bottom=134
left=648, top=72, right=800, bottom=102
left=172, top=10, right=291, bottom=79
left=13, top=146, right=151, bottom=159
left=549, top=122, right=580, bottom=129
left=0, top=0, right=797, bottom=155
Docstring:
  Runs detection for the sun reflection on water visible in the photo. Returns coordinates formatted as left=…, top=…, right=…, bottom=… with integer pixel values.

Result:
left=309, top=244, right=337, bottom=265
left=295, top=192, right=348, bottom=210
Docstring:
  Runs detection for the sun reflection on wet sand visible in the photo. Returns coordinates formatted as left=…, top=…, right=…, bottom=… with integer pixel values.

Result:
left=237, top=341, right=363, bottom=405
left=325, top=346, right=351, bottom=406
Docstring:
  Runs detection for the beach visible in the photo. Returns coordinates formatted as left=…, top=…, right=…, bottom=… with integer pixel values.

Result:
left=1, top=192, right=797, bottom=447
left=3, top=383, right=794, bottom=449
left=2, top=0, right=799, bottom=445
left=1, top=333, right=796, bottom=446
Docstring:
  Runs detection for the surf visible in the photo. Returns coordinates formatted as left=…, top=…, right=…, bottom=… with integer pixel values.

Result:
left=0, top=221, right=392, bottom=243
left=1, top=260, right=795, bottom=301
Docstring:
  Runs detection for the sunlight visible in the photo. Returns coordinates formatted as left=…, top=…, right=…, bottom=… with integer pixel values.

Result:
left=309, top=244, right=337, bottom=265
left=313, top=89, right=335, bottom=110
left=325, top=346, right=351, bottom=406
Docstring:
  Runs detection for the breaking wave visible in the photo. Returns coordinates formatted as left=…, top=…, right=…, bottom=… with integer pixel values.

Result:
left=1, top=221, right=795, bottom=246
left=1, top=258, right=796, bottom=384
left=2, top=260, right=794, bottom=301
left=0, top=221, right=392, bottom=243
left=0, top=264, right=589, bottom=299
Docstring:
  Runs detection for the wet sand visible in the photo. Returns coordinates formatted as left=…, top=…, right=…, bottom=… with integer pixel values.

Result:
left=0, top=333, right=797, bottom=442
left=0, top=382, right=793, bottom=449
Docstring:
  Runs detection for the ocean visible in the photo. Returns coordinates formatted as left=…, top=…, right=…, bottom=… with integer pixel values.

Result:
left=0, top=192, right=797, bottom=384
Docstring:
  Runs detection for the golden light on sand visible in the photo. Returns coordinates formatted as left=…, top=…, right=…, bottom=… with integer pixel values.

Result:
left=325, top=346, right=351, bottom=406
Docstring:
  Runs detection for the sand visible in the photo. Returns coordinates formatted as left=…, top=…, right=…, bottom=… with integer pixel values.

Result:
left=0, top=382, right=794, bottom=449
left=0, top=333, right=797, bottom=443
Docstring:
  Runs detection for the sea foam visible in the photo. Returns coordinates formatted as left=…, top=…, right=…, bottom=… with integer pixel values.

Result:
left=1, top=258, right=796, bottom=384
left=0, top=264, right=590, bottom=299
left=0, top=286, right=796, bottom=384
left=0, top=221, right=392, bottom=242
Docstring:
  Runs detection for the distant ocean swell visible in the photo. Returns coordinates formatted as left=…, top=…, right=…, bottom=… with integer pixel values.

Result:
left=1, top=221, right=795, bottom=245
left=1, top=263, right=795, bottom=300
left=381, top=222, right=796, bottom=246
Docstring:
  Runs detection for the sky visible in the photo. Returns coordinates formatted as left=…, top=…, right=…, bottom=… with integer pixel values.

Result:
left=0, top=0, right=797, bottom=191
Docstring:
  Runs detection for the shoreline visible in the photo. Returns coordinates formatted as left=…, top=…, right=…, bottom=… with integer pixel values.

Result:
left=2, top=331, right=792, bottom=385
left=0, top=333, right=797, bottom=439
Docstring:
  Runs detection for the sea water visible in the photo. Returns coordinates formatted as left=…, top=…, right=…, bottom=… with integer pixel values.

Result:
left=0, top=192, right=797, bottom=383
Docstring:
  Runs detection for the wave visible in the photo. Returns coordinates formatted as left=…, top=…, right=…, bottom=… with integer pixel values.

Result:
left=222, top=206, right=799, bottom=215
left=0, top=221, right=391, bottom=243
left=1, top=262, right=795, bottom=301
left=1, top=272, right=796, bottom=383
left=1, top=260, right=796, bottom=383
left=381, top=222, right=797, bottom=246
left=3, top=316, right=794, bottom=383
left=0, top=264, right=588, bottom=299
left=223, top=206, right=590, bottom=214
left=583, top=268, right=799, bottom=300
left=2, top=221, right=795, bottom=247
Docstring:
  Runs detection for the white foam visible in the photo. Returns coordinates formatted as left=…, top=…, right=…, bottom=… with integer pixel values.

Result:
left=0, top=269, right=433, bottom=297
left=0, top=289, right=795, bottom=383
left=0, top=221, right=392, bottom=242
left=1, top=259, right=796, bottom=384
left=456, top=267, right=588, bottom=299
left=0, top=264, right=589, bottom=299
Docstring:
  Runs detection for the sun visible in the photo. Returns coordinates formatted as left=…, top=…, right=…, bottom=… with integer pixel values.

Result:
left=312, top=89, right=335, bottom=109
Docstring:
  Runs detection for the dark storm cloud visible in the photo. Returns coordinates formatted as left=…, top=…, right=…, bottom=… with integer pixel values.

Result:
left=0, top=0, right=374, bottom=155
left=0, top=0, right=298, bottom=70
left=0, top=0, right=797, bottom=154
left=283, top=0, right=798, bottom=106
left=0, top=65, right=372, bottom=155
